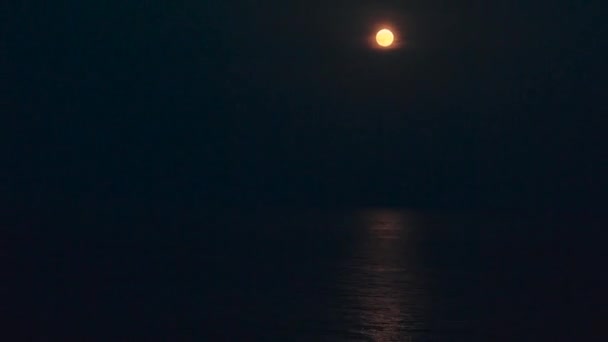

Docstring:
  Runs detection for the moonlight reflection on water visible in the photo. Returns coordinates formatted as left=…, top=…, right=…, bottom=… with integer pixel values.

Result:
left=333, top=210, right=430, bottom=340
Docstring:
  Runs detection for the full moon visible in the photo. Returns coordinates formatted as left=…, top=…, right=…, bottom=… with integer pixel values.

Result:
left=376, top=29, right=394, bottom=47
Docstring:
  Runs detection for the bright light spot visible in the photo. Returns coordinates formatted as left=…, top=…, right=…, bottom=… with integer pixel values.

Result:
left=376, top=29, right=394, bottom=47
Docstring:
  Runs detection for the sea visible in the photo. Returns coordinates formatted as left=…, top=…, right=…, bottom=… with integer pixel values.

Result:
left=13, top=209, right=607, bottom=341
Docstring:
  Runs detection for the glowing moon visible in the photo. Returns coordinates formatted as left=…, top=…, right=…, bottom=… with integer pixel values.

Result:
left=376, top=29, right=394, bottom=47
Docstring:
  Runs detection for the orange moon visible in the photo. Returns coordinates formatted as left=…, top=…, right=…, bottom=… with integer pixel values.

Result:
left=376, top=29, right=394, bottom=47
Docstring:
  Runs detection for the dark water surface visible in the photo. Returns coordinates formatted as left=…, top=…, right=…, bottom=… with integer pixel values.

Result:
left=15, top=209, right=607, bottom=340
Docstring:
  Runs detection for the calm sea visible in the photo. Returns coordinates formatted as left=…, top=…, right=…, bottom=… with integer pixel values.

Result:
left=15, top=209, right=607, bottom=341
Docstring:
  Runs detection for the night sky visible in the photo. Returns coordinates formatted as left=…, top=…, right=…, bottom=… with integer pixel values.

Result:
left=4, top=1, right=607, bottom=213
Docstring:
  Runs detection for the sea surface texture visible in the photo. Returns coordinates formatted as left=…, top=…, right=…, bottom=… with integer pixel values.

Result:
left=17, top=209, right=606, bottom=341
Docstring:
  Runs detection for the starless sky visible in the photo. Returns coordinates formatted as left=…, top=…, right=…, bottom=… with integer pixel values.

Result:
left=3, top=1, right=607, bottom=211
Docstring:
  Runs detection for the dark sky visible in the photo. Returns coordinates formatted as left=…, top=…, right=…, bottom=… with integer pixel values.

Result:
left=3, top=1, right=607, bottom=212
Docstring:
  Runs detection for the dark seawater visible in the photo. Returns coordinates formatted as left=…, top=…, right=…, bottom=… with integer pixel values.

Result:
left=14, top=209, right=607, bottom=341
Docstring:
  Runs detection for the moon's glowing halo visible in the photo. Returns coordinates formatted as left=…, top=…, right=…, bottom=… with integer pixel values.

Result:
left=370, top=25, right=401, bottom=49
left=376, top=28, right=394, bottom=47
